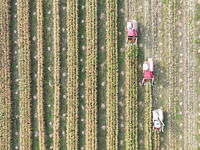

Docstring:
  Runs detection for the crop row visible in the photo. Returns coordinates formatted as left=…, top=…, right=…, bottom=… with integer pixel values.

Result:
left=125, top=44, right=138, bottom=150
left=144, top=82, right=152, bottom=150
left=36, top=0, right=46, bottom=149
left=0, top=1, right=11, bottom=149
left=66, top=0, right=79, bottom=149
left=85, top=0, right=98, bottom=150
left=153, top=130, right=159, bottom=150
left=17, top=0, right=32, bottom=149
left=106, top=0, right=118, bottom=149
left=53, top=0, right=61, bottom=149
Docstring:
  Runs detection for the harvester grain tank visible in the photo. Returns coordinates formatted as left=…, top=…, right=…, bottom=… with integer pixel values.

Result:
left=152, top=109, right=165, bottom=132
left=126, top=20, right=138, bottom=44
left=142, top=58, right=155, bottom=85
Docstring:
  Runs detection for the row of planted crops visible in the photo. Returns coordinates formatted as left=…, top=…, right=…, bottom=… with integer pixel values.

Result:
left=0, top=1, right=11, bottom=150
left=0, top=0, right=158, bottom=150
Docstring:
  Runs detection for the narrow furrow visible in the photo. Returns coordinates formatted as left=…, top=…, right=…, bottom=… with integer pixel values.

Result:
left=17, top=0, right=32, bottom=149
left=36, top=0, right=46, bottom=149
left=106, top=0, right=118, bottom=149
left=66, top=0, right=79, bottom=149
left=85, top=0, right=98, bottom=149
left=0, top=1, right=12, bottom=149
left=53, top=0, right=60, bottom=149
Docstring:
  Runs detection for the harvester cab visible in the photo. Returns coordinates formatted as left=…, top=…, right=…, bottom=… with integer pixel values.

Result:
left=152, top=109, right=165, bottom=132
left=126, top=20, right=138, bottom=44
left=142, top=58, right=154, bottom=85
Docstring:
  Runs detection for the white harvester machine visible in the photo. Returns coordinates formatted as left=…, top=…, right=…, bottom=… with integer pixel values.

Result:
left=152, top=109, right=164, bottom=132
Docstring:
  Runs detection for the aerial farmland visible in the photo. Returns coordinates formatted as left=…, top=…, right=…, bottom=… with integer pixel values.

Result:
left=0, top=0, right=200, bottom=150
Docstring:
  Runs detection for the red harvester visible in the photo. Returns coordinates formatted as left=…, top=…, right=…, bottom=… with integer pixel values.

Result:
left=142, top=58, right=155, bottom=85
left=126, top=20, right=138, bottom=44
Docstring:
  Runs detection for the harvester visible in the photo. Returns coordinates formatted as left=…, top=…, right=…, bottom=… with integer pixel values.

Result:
left=152, top=109, right=164, bottom=132
left=142, top=58, right=155, bottom=85
left=126, top=20, right=138, bottom=44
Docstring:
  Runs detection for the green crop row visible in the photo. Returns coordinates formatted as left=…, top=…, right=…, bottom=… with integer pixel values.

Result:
left=36, top=0, right=46, bottom=149
left=106, top=0, right=118, bottom=149
left=66, top=0, right=79, bottom=149
left=0, top=0, right=12, bottom=149
left=125, top=44, right=138, bottom=150
left=85, top=0, right=98, bottom=150
left=17, top=0, right=32, bottom=149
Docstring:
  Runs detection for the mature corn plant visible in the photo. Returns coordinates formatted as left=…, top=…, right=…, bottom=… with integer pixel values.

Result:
left=17, top=0, right=32, bottom=149
left=0, top=0, right=12, bottom=149
left=85, top=0, right=98, bottom=150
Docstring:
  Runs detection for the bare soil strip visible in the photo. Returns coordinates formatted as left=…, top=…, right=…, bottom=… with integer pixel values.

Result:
left=0, top=1, right=12, bottom=149
left=17, top=0, right=32, bottom=149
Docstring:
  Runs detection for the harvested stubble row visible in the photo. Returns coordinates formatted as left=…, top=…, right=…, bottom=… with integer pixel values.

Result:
left=0, top=0, right=11, bottom=149
left=53, top=0, right=60, bottom=149
left=106, top=0, right=118, bottom=149
left=125, top=44, right=138, bottom=150
left=17, top=0, right=32, bottom=149
left=85, top=0, right=98, bottom=150
left=167, top=0, right=176, bottom=149
left=144, top=81, right=152, bottom=150
left=66, top=0, right=79, bottom=150
left=36, top=0, right=46, bottom=149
